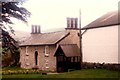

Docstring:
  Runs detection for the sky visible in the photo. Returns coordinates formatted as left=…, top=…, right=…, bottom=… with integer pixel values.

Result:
left=13, top=0, right=119, bottom=33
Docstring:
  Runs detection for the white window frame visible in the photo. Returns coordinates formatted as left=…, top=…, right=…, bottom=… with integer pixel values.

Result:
left=25, top=46, right=29, bottom=56
left=45, top=59, right=49, bottom=69
left=45, top=46, right=49, bottom=57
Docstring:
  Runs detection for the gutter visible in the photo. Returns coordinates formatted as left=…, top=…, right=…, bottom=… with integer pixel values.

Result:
left=81, top=29, right=87, bottom=36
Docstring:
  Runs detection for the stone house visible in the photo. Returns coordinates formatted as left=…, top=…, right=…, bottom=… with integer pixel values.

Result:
left=19, top=18, right=82, bottom=72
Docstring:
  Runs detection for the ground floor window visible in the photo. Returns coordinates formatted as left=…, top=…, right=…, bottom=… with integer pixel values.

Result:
left=35, top=51, right=38, bottom=65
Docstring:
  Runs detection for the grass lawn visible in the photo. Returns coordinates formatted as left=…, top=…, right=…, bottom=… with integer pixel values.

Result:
left=2, top=69, right=119, bottom=78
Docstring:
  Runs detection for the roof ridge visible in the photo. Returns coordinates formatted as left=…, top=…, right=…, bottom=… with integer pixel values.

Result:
left=41, top=30, right=67, bottom=34
left=60, top=44, right=77, bottom=46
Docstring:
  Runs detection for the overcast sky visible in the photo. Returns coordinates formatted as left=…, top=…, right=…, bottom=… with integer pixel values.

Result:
left=13, top=0, right=119, bottom=32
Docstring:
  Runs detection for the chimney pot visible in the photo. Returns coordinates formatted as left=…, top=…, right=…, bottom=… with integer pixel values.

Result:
left=37, top=25, right=41, bottom=33
left=71, top=18, right=74, bottom=28
left=35, top=25, right=37, bottom=33
left=67, top=18, right=70, bottom=28
left=75, top=18, right=78, bottom=28
left=31, top=25, right=34, bottom=33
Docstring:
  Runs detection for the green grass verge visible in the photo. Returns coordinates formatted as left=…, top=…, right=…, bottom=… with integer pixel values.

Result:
left=2, top=69, right=119, bottom=78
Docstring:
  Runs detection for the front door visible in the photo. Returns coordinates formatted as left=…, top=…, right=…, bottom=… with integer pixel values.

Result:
left=56, top=56, right=67, bottom=72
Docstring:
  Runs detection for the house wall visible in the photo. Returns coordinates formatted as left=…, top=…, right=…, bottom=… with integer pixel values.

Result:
left=82, top=25, right=118, bottom=64
left=20, top=45, right=57, bottom=71
left=59, top=29, right=80, bottom=48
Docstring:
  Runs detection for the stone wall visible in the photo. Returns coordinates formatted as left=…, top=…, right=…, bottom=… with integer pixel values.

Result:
left=20, top=45, right=57, bottom=71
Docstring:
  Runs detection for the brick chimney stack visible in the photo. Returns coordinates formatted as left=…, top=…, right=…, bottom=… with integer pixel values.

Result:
left=66, top=17, right=78, bottom=30
left=31, top=25, right=41, bottom=34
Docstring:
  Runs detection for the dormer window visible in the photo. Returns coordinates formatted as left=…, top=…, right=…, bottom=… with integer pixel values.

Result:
left=45, top=46, right=49, bottom=57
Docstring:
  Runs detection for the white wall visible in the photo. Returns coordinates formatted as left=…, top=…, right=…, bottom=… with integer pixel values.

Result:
left=82, top=25, right=118, bottom=64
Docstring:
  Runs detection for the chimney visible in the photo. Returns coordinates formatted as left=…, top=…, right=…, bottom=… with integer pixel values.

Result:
left=66, top=17, right=78, bottom=29
left=71, top=18, right=74, bottom=28
left=35, top=25, right=37, bottom=33
left=37, top=25, right=41, bottom=33
left=75, top=18, right=78, bottom=28
left=31, top=25, right=41, bottom=34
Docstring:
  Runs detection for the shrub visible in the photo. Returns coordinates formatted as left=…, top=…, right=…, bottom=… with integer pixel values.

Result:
left=2, top=69, right=43, bottom=75
left=82, top=62, right=120, bottom=71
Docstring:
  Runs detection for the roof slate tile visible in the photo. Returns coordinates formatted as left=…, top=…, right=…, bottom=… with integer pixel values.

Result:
left=20, top=31, right=69, bottom=46
left=82, top=11, right=119, bottom=30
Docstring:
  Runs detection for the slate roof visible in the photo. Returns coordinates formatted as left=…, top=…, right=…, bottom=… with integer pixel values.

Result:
left=81, top=11, right=119, bottom=30
left=20, top=31, right=69, bottom=46
left=55, top=44, right=80, bottom=57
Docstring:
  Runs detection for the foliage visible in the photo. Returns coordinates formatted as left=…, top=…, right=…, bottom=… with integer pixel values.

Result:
left=1, top=0, right=30, bottom=67
left=2, top=67, right=52, bottom=75
left=1, top=26, right=20, bottom=67
left=2, top=69, right=119, bottom=78
left=82, top=62, right=120, bottom=71
left=2, top=49, right=13, bottom=67
left=1, top=1, right=30, bottom=24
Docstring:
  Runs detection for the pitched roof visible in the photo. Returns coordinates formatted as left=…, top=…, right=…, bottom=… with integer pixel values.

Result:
left=81, top=11, right=119, bottom=30
left=20, top=31, right=69, bottom=46
left=55, top=44, right=80, bottom=57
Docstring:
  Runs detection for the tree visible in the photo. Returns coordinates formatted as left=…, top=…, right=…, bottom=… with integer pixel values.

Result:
left=1, top=1, right=31, bottom=67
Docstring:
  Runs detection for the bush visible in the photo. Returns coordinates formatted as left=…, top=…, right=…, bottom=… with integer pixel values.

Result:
left=82, top=62, right=120, bottom=71
left=2, top=69, right=43, bottom=75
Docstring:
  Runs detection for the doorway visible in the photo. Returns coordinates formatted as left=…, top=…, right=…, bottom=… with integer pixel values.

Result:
left=35, top=51, right=38, bottom=65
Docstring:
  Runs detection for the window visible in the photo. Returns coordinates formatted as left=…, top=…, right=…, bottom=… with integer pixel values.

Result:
left=57, top=56, right=64, bottom=62
left=71, top=57, right=74, bottom=62
left=45, top=46, right=49, bottom=57
left=75, top=57, right=78, bottom=62
left=45, top=59, right=49, bottom=69
left=71, top=57, right=78, bottom=62
left=77, top=56, right=80, bottom=62
left=25, top=46, right=29, bottom=56
left=25, top=56, right=29, bottom=66
left=67, top=57, right=71, bottom=62
left=35, top=51, right=38, bottom=65
left=64, top=57, right=66, bottom=61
